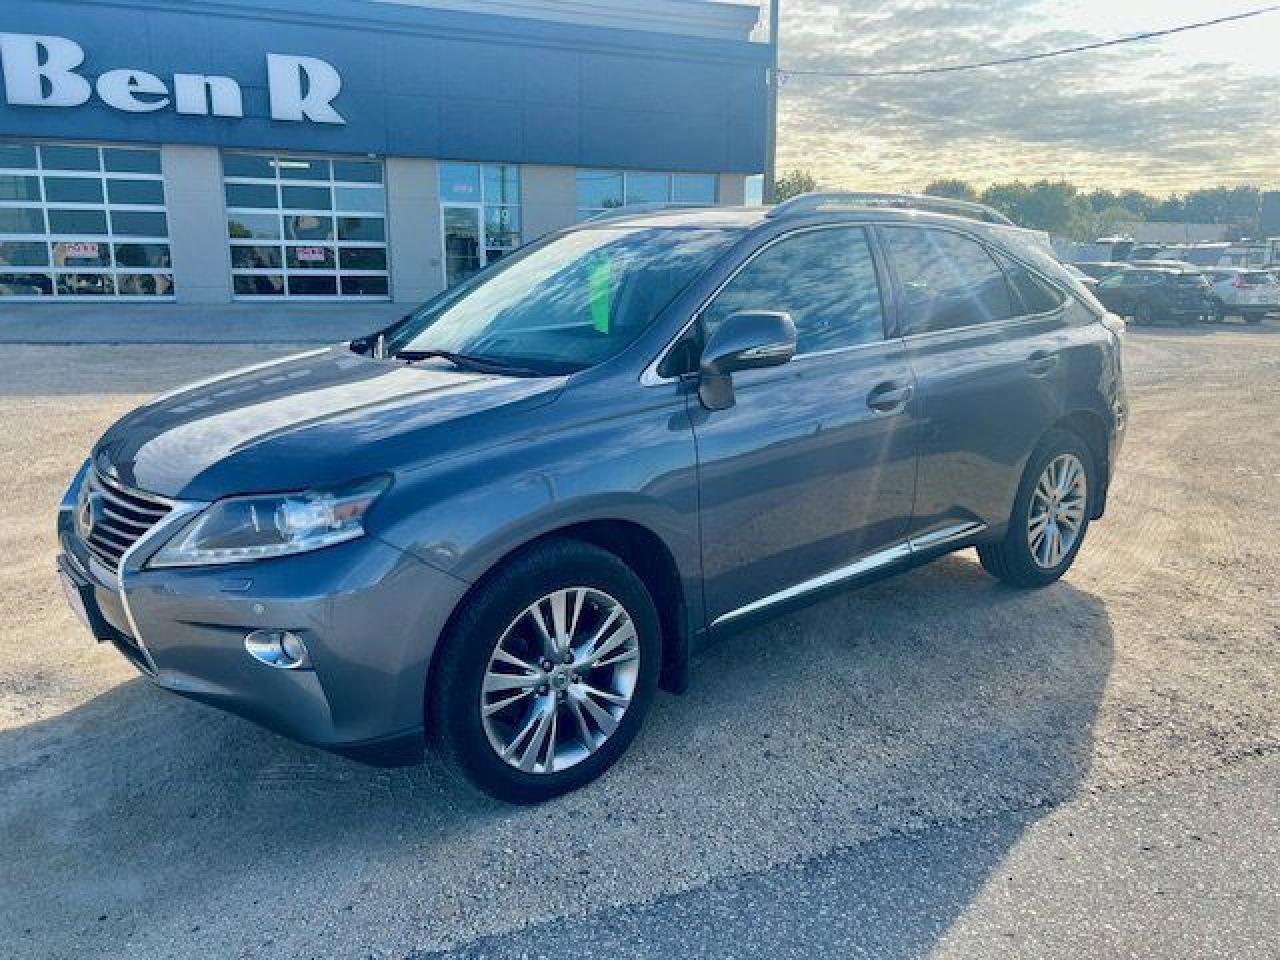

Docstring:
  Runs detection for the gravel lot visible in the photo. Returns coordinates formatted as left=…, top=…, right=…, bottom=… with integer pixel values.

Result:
left=1, top=326, right=1278, bottom=959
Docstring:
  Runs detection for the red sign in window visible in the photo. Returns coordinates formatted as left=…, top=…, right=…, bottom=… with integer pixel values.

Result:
left=66, top=242, right=99, bottom=258
left=296, top=246, right=327, bottom=262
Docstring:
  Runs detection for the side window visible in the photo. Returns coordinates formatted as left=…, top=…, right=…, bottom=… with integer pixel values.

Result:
left=701, top=227, right=886, bottom=355
left=882, top=227, right=1016, bottom=335
left=994, top=251, right=1066, bottom=315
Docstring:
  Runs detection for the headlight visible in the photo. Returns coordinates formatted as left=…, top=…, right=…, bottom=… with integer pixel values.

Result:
left=149, top=476, right=389, bottom=568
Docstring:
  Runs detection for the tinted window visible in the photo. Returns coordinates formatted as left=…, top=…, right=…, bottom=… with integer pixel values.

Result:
left=0, top=208, right=45, bottom=233
left=672, top=174, right=717, bottom=204
left=0, top=175, right=41, bottom=201
left=48, top=209, right=107, bottom=235
left=994, top=252, right=1065, bottom=314
left=107, top=179, right=165, bottom=205
left=883, top=227, right=1014, bottom=334
left=703, top=227, right=886, bottom=355
left=103, top=148, right=162, bottom=174
left=439, top=163, right=483, bottom=202
left=44, top=177, right=103, bottom=203
left=225, top=183, right=278, bottom=208
left=111, top=211, right=168, bottom=237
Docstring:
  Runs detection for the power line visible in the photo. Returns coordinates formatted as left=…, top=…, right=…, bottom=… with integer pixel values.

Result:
left=779, top=5, right=1280, bottom=79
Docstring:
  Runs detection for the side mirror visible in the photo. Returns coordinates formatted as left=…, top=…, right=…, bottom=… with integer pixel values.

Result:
left=698, top=310, right=796, bottom=411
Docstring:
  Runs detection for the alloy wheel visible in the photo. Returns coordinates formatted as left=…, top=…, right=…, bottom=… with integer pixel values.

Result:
left=1027, top=453, right=1088, bottom=569
left=480, top=587, right=640, bottom=775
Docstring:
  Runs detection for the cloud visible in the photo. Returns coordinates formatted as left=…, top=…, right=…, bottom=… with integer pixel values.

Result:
left=774, top=0, right=1280, bottom=193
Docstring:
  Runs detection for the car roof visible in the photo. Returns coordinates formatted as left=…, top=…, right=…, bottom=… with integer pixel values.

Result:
left=1129, top=259, right=1198, bottom=270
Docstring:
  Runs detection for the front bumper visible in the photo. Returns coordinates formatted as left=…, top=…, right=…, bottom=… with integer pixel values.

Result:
left=57, top=502, right=470, bottom=765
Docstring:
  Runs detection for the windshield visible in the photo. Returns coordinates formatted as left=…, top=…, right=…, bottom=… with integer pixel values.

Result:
left=385, top=227, right=737, bottom=374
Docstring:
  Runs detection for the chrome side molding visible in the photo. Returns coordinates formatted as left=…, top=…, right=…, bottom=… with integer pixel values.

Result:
left=710, top=521, right=987, bottom=629
left=908, top=521, right=986, bottom=552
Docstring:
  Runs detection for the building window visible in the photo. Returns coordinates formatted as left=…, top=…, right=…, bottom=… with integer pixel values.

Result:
left=575, top=170, right=718, bottom=220
left=0, top=141, right=172, bottom=299
left=224, top=152, right=389, bottom=299
left=439, top=162, right=521, bottom=287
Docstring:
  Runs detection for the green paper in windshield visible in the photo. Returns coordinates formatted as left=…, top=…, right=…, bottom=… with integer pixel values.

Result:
left=589, top=255, right=612, bottom=334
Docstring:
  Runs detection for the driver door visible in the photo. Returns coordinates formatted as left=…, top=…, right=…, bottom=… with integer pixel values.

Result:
left=690, top=226, right=918, bottom=626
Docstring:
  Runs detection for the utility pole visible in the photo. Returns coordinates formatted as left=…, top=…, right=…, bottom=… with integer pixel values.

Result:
left=762, top=0, right=781, bottom=204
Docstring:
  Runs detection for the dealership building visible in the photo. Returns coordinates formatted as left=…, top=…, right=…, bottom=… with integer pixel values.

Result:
left=0, top=0, right=766, bottom=306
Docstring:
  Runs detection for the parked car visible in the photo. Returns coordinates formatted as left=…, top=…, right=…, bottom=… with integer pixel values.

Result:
left=56, top=193, right=1127, bottom=802
left=1126, top=244, right=1168, bottom=261
left=1073, top=261, right=1133, bottom=283
left=1093, top=267, right=1215, bottom=325
left=1125, top=259, right=1200, bottom=272
left=1202, top=268, right=1280, bottom=323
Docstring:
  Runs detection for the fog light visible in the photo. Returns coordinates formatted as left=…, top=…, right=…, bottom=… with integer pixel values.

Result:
left=244, top=629, right=311, bottom=669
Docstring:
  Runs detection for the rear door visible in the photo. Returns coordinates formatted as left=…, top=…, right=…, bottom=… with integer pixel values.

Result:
left=880, top=225, right=1069, bottom=541
left=691, top=225, right=918, bottom=625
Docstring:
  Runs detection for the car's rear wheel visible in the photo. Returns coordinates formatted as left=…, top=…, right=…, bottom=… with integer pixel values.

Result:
left=428, top=539, right=661, bottom=803
left=978, top=429, right=1094, bottom=588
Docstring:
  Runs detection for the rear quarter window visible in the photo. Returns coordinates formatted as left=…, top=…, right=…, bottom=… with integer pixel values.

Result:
left=994, top=251, right=1066, bottom=314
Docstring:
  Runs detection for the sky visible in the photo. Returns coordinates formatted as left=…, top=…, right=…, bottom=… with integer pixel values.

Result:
left=759, top=0, right=1280, bottom=195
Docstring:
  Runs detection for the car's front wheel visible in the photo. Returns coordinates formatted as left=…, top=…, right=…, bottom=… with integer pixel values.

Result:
left=428, top=539, right=661, bottom=803
left=978, top=429, right=1094, bottom=588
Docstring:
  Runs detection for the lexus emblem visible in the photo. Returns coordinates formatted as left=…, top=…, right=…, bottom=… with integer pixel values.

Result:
left=76, top=491, right=102, bottom=540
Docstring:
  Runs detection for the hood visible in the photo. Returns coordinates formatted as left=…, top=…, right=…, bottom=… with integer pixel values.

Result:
left=94, top=346, right=565, bottom=500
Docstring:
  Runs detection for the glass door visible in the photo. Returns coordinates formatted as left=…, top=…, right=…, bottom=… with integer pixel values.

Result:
left=442, top=204, right=484, bottom=287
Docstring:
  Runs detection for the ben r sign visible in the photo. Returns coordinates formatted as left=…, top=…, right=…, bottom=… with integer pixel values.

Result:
left=0, top=32, right=346, bottom=124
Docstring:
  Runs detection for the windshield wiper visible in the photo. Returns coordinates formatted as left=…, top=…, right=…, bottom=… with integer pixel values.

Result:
left=395, top=349, right=543, bottom=377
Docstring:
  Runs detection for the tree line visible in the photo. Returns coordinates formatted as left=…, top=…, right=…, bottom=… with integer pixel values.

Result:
left=773, top=170, right=1278, bottom=241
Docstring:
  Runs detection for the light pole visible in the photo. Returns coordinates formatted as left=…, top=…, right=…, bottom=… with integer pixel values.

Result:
left=763, top=0, right=781, bottom=204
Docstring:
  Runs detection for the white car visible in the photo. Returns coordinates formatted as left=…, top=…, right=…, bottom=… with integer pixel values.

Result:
left=1203, top=268, right=1280, bottom=323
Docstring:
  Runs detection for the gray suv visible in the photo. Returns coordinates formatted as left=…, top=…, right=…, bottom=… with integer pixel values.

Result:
left=57, top=193, right=1127, bottom=802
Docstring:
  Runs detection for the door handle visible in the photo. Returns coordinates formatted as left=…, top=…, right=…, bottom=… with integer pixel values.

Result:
left=1026, top=351, right=1059, bottom=376
left=867, top=381, right=913, bottom=413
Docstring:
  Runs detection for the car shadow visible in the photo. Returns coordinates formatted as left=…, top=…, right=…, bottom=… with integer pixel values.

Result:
left=2, top=554, right=1113, bottom=958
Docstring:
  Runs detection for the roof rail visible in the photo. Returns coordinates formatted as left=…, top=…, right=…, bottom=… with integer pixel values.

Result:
left=584, top=202, right=709, bottom=223
left=767, top=191, right=1015, bottom=227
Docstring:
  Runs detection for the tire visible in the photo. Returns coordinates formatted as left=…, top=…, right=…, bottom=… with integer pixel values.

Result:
left=978, top=429, right=1095, bottom=588
left=427, top=538, right=661, bottom=803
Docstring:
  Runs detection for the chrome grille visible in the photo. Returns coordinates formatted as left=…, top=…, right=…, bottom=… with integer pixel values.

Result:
left=78, top=471, right=172, bottom=573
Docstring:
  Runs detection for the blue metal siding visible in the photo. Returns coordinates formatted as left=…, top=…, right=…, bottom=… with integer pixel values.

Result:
left=0, top=0, right=767, bottom=172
